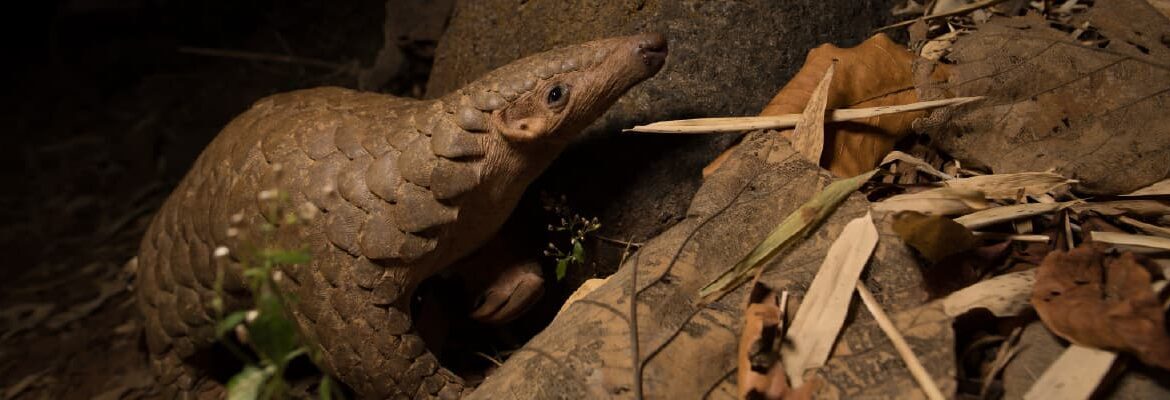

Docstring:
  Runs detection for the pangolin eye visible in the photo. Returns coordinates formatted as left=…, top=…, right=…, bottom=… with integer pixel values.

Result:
left=546, top=85, right=569, bottom=107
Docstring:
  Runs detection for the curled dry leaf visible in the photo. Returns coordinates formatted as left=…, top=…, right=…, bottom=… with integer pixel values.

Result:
left=941, top=172, right=1075, bottom=200
left=891, top=211, right=978, bottom=263
left=1031, top=246, right=1170, bottom=370
left=709, top=33, right=949, bottom=178
left=739, top=284, right=789, bottom=399
left=872, top=187, right=988, bottom=215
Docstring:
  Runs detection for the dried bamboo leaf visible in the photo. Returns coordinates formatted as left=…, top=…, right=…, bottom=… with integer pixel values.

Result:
left=880, top=151, right=955, bottom=180
left=627, top=97, right=981, bottom=134
left=942, top=172, right=1076, bottom=200
left=1129, top=178, right=1170, bottom=195
left=699, top=170, right=878, bottom=302
left=941, top=270, right=1036, bottom=317
left=1117, top=216, right=1170, bottom=238
left=791, top=62, right=834, bottom=165
left=1089, top=231, right=1170, bottom=251
left=953, top=202, right=1070, bottom=229
left=1022, top=344, right=1118, bottom=400
left=782, top=214, right=879, bottom=385
left=873, top=187, right=988, bottom=215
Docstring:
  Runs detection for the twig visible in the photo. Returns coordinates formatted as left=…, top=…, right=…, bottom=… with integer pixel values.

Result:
left=595, top=235, right=646, bottom=248
left=855, top=283, right=946, bottom=400
left=626, top=238, right=643, bottom=400
left=625, top=97, right=982, bottom=134
left=178, top=46, right=351, bottom=72
left=474, top=351, right=504, bottom=368
left=874, top=0, right=1012, bottom=32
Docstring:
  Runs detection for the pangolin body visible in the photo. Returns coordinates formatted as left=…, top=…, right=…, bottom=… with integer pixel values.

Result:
left=135, top=34, right=667, bottom=398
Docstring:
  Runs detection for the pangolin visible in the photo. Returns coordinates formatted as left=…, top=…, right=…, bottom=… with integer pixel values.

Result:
left=135, top=34, right=668, bottom=399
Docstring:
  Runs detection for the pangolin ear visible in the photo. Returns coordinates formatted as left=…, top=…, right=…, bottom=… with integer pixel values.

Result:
left=496, top=103, right=549, bottom=142
left=499, top=117, right=548, bottom=142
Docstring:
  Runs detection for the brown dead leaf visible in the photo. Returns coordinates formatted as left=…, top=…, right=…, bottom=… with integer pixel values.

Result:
left=764, top=34, right=948, bottom=178
left=707, top=34, right=949, bottom=178
left=791, top=62, right=834, bottom=165
left=892, top=211, right=979, bottom=263
left=739, top=284, right=789, bottom=399
left=915, top=0, right=1170, bottom=194
left=1031, top=246, right=1170, bottom=370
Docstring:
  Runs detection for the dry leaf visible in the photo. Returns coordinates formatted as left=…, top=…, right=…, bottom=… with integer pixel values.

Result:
left=791, top=62, right=834, bottom=165
left=953, top=202, right=1069, bottom=229
left=739, top=285, right=790, bottom=399
left=1089, top=231, right=1170, bottom=252
left=880, top=151, right=955, bottom=180
left=756, top=34, right=948, bottom=177
left=915, top=1, right=1170, bottom=194
left=941, top=269, right=1035, bottom=317
left=1117, top=216, right=1170, bottom=238
left=1070, top=199, right=1170, bottom=217
left=1023, top=344, right=1118, bottom=400
left=872, top=187, right=988, bottom=215
left=783, top=214, right=878, bottom=385
left=1129, top=178, right=1170, bottom=195
left=1031, top=246, right=1170, bottom=370
left=892, top=211, right=978, bottom=262
left=941, top=172, right=1075, bottom=200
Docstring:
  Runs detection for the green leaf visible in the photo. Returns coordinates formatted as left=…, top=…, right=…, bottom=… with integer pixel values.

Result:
left=263, top=249, right=311, bottom=265
left=318, top=376, right=335, bottom=400
left=227, top=365, right=272, bottom=400
left=248, top=295, right=300, bottom=365
left=699, top=169, right=877, bottom=302
left=571, top=240, right=585, bottom=262
left=216, top=311, right=248, bottom=339
left=556, top=258, right=570, bottom=281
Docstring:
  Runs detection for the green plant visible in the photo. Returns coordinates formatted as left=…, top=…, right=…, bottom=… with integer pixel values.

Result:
left=541, top=193, right=601, bottom=281
left=211, top=186, right=343, bottom=400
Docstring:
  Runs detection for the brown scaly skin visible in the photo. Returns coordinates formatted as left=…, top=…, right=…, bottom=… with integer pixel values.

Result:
left=135, top=34, right=667, bottom=399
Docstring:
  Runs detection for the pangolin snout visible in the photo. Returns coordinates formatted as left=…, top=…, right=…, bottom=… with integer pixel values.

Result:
left=634, top=33, right=668, bottom=70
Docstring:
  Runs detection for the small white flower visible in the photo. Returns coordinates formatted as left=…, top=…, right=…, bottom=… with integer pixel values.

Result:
left=245, top=309, right=260, bottom=323
left=296, top=202, right=319, bottom=221
left=213, top=246, right=230, bottom=258
left=272, top=270, right=284, bottom=283
left=229, top=212, right=245, bottom=224
left=257, top=189, right=278, bottom=201
left=225, top=227, right=239, bottom=238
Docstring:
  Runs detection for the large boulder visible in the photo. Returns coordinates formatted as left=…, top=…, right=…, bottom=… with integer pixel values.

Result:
left=426, top=0, right=899, bottom=268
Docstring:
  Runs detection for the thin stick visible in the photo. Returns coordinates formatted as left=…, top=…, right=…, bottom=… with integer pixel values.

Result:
left=624, top=239, right=643, bottom=400
left=178, top=46, right=349, bottom=71
left=855, top=283, right=946, bottom=400
left=874, top=0, right=1011, bottom=32
left=625, top=97, right=982, bottom=134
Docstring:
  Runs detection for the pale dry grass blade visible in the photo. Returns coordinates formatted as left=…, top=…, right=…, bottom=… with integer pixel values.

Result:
left=1127, top=178, right=1170, bottom=195
left=792, top=62, right=834, bottom=165
left=942, top=172, right=1076, bottom=200
left=782, top=213, right=879, bottom=386
left=1023, top=344, right=1117, bottom=400
left=971, top=232, right=1050, bottom=242
left=880, top=151, right=955, bottom=180
left=856, top=283, right=946, bottom=400
left=941, top=270, right=1035, bottom=318
left=872, top=187, right=988, bottom=215
left=625, top=97, right=982, bottom=134
left=954, top=202, right=1071, bottom=229
left=1117, top=216, right=1170, bottom=238
left=1089, top=231, right=1170, bottom=252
